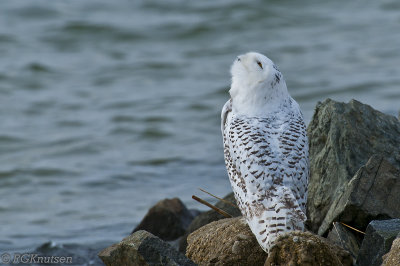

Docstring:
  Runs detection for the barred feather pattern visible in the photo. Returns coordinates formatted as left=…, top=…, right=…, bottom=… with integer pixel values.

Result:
left=221, top=98, right=309, bottom=253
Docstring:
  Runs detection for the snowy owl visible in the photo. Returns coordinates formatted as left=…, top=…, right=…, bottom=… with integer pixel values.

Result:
left=221, top=52, right=309, bottom=253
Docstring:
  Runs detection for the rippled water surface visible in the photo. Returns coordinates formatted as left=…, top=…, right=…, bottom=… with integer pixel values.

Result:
left=1, top=0, right=399, bottom=261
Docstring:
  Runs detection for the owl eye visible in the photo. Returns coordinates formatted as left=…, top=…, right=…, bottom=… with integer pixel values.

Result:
left=256, top=61, right=263, bottom=69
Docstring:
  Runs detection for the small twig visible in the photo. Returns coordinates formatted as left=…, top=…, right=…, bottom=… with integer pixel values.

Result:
left=198, top=188, right=238, bottom=209
left=340, top=222, right=365, bottom=235
left=192, top=195, right=232, bottom=218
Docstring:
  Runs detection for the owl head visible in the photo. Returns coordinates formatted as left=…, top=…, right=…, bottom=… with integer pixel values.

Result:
left=229, top=52, right=289, bottom=115
left=230, top=52, right=283, bottom=91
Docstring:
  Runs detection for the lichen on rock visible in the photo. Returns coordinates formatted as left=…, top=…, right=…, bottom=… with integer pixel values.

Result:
left=265, top=231, right=352, bottom=266
left=186, top=217, right=267, bottom=265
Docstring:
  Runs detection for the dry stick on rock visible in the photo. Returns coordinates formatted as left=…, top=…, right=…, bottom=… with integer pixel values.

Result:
left=198, top=188, right=239, bottom=209
left=340, top=222, right=366, bottom=235
left=192, top=195, right=232, bottom=218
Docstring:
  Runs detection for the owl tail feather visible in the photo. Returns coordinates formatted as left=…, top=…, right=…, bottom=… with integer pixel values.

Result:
left=246, top=187, right=306, bottom=253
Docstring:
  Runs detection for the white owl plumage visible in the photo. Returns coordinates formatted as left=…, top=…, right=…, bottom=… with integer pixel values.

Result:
left=221, top=52, right=309, bottom=252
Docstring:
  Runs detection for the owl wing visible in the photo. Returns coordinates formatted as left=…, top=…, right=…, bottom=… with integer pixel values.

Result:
left=277, top=112, right=309, bottom=214
left=222, top=99, right=251, bottom=213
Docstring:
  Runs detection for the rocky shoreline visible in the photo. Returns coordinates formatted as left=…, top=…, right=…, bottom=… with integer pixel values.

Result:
left=99, top=99, right=400, bottom=266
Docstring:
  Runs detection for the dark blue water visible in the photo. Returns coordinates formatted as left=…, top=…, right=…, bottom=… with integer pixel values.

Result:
left=1, top=0, right=399, bottom=264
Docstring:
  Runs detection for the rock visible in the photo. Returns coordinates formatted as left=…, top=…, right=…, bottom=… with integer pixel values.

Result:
left=307, top=99, right=400, bottom=232
left=33, top=241, right=104, bottom=266
left=265, top=231, right=352, bottom=266
left=356, top=219, right=400, bottom=266
left=327, top=222, right=360, bottom=262
left=186, top=217, right=267, bottom=265
left=179, top=192, right=241, bottom=252
left=318, top=155, right=400, bottom=235
left=382, top=233, right=400, bottom=266
left=132, top=198, right=197, bottom=241
left=98, top=230, right=195, bottom=266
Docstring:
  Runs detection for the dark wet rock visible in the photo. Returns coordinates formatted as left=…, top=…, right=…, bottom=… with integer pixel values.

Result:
left=318, top=155, right=400, bottom=236
left=179, top=192, right=241, bottom=252
left=132, top=198, right=197, bottom=241
left=186, top=217, right=267, bottom=266
left=382, top=233, right=400, bottom=266
left=265, top=231, right=352, bottom=266
left=356, top=219, right=400, bottom=266
left=98, top=230, right=195, bottom=266
left=327, top=222, right=360, bottom=263
left=307, top=99, right=400, bottom=233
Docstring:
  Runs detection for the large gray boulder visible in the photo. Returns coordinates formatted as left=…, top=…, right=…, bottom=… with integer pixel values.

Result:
left=319, top=155, right=400, bottom=236
left=307, top=99, right=400, bottom=232
left=98, top=230, right=195, bottom=266
left=356, top=219, right=400, bottom=266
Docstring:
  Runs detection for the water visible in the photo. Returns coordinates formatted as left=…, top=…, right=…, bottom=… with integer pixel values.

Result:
left=1, top=0, right=399, bottom=263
